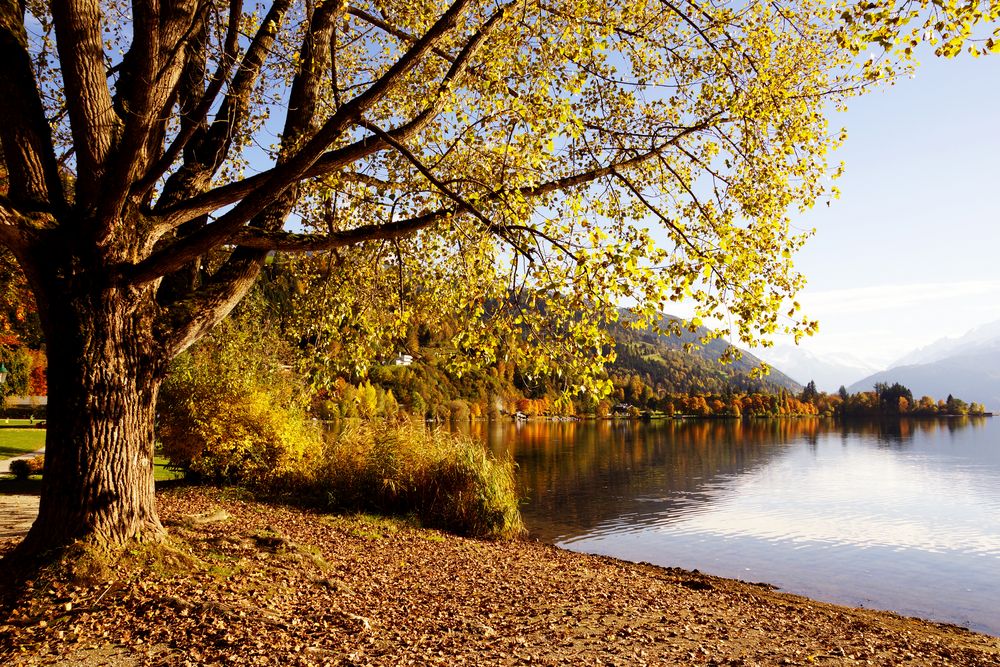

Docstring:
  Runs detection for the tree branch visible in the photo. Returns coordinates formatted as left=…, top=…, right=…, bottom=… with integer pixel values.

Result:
left=151, top=0, right=511, bottom=231
left=151, top=110, right=429, bottom=230
left=96, top=0, right=203, bottom=231
left=348, top=5, right=522, bottom=99
left=133, top=0, right=243, bottom=199
left=158, top=246, right=265, bottom=358
left=131, top=0, right=478, bottom=283
left=0, top=0, right=66, bottom=211
left=152, top=113, right=723, bottom=265
left=230, top=208, right=452, bottom=250
left=611, top=168, right=705, bottom=259
left=156, top=0, right=351, bottom=349
left=0, top=204, right=53, bottom=250
left=50, top=0, right=117, bottom=206
left=155, top=0, right=294, bottom=210
left=522, top=114, right=724, bottom=199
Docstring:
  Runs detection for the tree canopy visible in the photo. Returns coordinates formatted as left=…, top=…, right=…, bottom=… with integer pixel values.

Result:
left=1, top=0, right=996, bottom=551
left=2, top=0, right=875, bottom=377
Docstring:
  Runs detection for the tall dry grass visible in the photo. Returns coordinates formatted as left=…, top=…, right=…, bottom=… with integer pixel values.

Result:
left=311, top=421, right=524, bottom=540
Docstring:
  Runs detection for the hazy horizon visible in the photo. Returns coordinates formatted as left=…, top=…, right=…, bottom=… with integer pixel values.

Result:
left=755, top=49, right=1000, bottom=373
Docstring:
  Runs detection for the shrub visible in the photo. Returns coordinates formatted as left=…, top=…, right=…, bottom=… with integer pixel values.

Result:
left=447, top=399, right=471, bottom=422
left=158, top=294, right=323, bottom=487
left=314, top=421, right=523, bottom=539
left=9, top=455, right=44, bottom=480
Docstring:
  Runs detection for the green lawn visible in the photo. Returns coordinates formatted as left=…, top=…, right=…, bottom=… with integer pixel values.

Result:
left=154, top=454, right=183, bottom=482
left=0, top=429, right=46, bottom=460
left=0, top=418, right=44, bottom=427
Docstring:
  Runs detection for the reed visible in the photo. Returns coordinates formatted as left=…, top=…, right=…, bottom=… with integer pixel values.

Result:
left=314, top=421, right=524, bottom=540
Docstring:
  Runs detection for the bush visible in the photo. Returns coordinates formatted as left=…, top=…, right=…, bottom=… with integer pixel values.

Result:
left=158, top=295, right=323, bottom=487
left=9, top=455, right=44, bottom=480
left=448, top=399, right=471, bottom=422
left=313, top=421, right=523, bottom=539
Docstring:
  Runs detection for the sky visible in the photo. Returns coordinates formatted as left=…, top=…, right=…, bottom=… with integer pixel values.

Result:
left=755, top=50, right=1000, bottom=369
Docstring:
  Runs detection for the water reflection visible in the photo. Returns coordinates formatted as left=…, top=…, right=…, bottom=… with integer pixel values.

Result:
left=458, top=417, right=1000, bottom=635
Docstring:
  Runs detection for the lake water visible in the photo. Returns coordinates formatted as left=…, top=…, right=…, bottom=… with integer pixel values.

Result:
left=461, top=417, right=1000, bottom=636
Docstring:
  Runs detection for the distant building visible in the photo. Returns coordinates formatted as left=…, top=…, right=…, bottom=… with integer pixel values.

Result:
left=393, top=354, right=414, bottom=366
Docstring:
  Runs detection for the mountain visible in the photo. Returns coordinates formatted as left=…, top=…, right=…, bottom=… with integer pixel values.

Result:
left=753, top=344, right=879, bottom=393
left=611, top=314, right=803, bottom=394
left=848, top=320, right=1000, bottom=409
left=891, top=318, right=1000, bottom=367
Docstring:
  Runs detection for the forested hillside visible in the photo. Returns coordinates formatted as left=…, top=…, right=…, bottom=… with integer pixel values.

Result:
left=310, top=304, right=803, bottom=420
left=610, top=314, right=801, bottom=396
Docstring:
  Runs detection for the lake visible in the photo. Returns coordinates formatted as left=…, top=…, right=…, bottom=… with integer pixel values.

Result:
left=459, top=417, right=1000, bottom=636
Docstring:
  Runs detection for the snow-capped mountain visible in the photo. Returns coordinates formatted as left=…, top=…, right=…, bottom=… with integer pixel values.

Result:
left=891, top=318, right=1000, bottom=367
left=755, top=344, right=880, bottom=393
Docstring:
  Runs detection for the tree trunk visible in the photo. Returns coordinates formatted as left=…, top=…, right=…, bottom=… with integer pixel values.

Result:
left=19, top=256, right=167, bottom=554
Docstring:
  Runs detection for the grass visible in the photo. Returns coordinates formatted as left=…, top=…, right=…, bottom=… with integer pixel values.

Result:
left=0, top=418, right=43, bottom=427
left=0, top=429, right=45, bottom=460
left=0, top=438, right=181, bottom=482
left=154, top=454, right=183, bottom=482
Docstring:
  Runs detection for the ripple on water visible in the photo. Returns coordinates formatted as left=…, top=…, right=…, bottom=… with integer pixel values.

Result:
left=495, top=418, right=1000, bottom=636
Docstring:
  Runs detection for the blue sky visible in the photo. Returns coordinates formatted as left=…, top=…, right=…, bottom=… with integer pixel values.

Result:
left=763, top=51, right=1000, bottom=368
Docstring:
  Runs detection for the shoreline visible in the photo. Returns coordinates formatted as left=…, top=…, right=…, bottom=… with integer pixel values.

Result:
left=2, top=486, right=998, bottom=665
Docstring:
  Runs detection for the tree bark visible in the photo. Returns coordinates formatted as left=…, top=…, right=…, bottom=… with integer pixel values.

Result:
left=18, top=249, right=167, bottom=554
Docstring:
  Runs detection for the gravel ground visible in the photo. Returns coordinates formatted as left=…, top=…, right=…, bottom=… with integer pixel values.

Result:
left=1, top=486, right=998, bottom=666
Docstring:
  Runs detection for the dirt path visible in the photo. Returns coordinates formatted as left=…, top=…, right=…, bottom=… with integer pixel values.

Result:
left=0, top=494, right=37, bottom=539
left=2, top=487, right=997, bottom=666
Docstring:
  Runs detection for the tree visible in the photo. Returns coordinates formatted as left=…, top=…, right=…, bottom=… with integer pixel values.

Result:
left=875, top=381, right=912, bottom=414
left=0, top=247, right=42, bottom=347
left=0, top=0, right=932, bottom=554
left=836, top=1, right=1000, bottom=59
left=0, top=340, right=32, bottom=400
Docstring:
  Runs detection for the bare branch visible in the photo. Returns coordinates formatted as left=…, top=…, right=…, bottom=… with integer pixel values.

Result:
left=611, top=169, right=705, bottom=259
left=156, top=0, right=354, bottom=342
left=522, top=114, right=724, bottom=199
left=221, top=116, right=719, bottom=255
left=230, top=208, right=451, bottom=250
left=159, top=247, right=266, bottom=358
left=152, top=0, right=512, bottom=230
left=155, top=0, right=294, bottom=209
left=151, top=114, right=723, bottom=276
left=360, top=119, right=494, bottom=227
left=348, top=5, right=521, bottom=99
left=497, top=224, right=579, bottom=262
left=152, top=104, right=434, bottom=230
left=96, top=0, right=204, bottom=230
left=284, top=0, right=345, bottom=153
left=0, top=204, right=54, bottom=250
